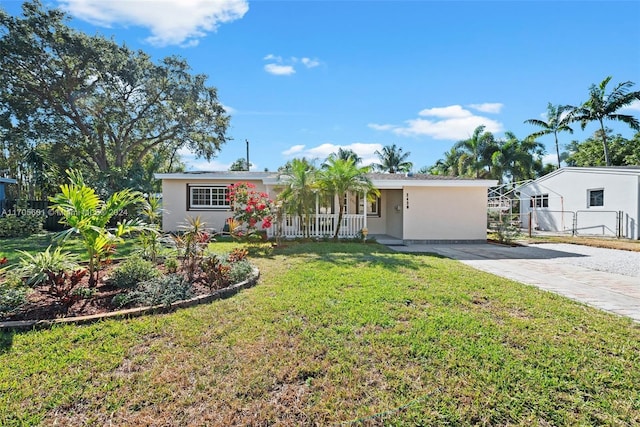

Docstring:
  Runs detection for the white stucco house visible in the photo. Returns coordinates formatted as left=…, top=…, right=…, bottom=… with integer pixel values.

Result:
left=518, top=167, right=640, bottom=239
left=154, top=171, right=497, bottom=243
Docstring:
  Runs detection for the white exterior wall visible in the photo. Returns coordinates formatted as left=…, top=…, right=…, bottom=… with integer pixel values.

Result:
left=403, top=186, right=488, bottom=241
left=519, top=169, right=640, bottom=239
left=161, top=178, right=269, bottom=232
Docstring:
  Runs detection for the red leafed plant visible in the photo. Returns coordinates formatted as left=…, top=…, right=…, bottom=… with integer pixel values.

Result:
left=44, top=269, right=88, bottom=314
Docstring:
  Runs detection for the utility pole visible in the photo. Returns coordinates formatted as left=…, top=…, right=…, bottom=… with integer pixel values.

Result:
left=245, top=139, right=250, bottom=171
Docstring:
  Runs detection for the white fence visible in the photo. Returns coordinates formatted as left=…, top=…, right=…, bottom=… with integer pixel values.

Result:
left=269, top=214, right=365, bottom=238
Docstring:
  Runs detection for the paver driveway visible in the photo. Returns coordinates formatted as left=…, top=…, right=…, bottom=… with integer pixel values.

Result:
left=389, top=242, right=640, bottom=323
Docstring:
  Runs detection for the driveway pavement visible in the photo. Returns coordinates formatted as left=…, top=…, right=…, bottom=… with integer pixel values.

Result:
left=388, top=242, right=640, bottom=322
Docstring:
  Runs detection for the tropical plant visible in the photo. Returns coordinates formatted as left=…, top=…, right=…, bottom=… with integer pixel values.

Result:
left=109, top=255, right=159, bottom=289
left=278, top=158, right=318, bottom=238
left=334, top=148, right=362, bottom=165
left=566, top=77, right=640, bottom=166
left=491, top=132, right=545, bottom=183
left=426, top=147, right=463, bottom=176
left=129, top=274, right=194, bottom=308
left=137, top=195, right=162, bottom=263
left=16, top=245, right=80, bottom=287
left=455, top=125, right=499, bottom=178
left=524, top=103, right=574, bottom=169
left=173, top=216, right=211, bottom=283
left=317, top=157, right=378, bottom=239
left=373, top=144, right=413, bottom=173
left=227, top=182, right=275, bottom=236
left=49, top=169, right=147, bottom=286
left=198, top=254, right=230, bottom=291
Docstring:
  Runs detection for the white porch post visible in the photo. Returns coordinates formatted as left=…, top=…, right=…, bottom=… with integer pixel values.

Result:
left=315, top=192, right=319, bottom=237
left=363, top=191, right=367, bottom=229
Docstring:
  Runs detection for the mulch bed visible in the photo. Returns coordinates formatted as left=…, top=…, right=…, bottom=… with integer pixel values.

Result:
left=1, top=262, right=219, bottom=322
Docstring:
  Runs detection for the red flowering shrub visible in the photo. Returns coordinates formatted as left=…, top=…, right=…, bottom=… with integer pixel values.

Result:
left=227, top=182, right=275, bottom=237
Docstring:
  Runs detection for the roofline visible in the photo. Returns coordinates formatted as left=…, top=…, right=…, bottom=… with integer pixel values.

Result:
left=154, top=173, right=497, bottom=188
left=531, top=166, right=640, bottom=184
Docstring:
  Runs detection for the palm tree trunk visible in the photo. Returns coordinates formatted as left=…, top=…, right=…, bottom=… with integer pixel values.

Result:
left=554, top=133, right=561, bottom=169
left=333, top=201, right=344, bottom=239
left=599, top=120, right=611, bottom=166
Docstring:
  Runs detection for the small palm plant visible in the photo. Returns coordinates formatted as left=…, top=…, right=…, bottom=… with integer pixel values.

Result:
left=49, top=169, right=148, bottom=286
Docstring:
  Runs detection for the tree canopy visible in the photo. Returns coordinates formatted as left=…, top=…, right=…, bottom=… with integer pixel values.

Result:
left=0, top=0, right=229, bottom=194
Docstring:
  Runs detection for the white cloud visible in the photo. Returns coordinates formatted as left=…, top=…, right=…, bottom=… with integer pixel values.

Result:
left=282, top=142, right=383, bottom=166
left=301, top=57, right=320, bottom=68
left=264, top=64, right=296, bottom=76
left=541, top=154, right=558, bottom=166
left=468, top=103, right=503, bottom=114
left=282, top=145, right=305, bottom=156
left=221, top=104, right=236, bottom=114
left=367, top=123, right=395, bottom=131
left=620, top=99, right=640, bottom=113
left=59, top=0, right=248, bottom=47
left=370, top=104, right=504, bottom=140
left=263, top=54, right=321, bottom=75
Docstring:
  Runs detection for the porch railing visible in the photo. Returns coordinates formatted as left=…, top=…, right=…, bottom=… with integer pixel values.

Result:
left=269, top=214, right=365, bottom=238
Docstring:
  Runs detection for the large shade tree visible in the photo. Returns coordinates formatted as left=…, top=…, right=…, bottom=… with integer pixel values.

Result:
left=566, top=76, right=640, bottom=166
left=524, top=103, right=573, bottom=169
left=373, top=144, right=413, bottom=173
left=317, top=157, right=377, bottom=239
left=0, top=1, right=229, bottom=192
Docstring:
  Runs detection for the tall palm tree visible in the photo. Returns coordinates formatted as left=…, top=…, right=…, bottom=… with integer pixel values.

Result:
left=317, top=157, right=378, bottom=239
left=427, top=147, right=462, bottom=176
left=491, top=132, right=544, bottom=183
left=455, top=125, right=498, bottom=178
left=524, top=103, right=573, bottom=169
left=567, top=76, right=640, bottom=166
left=373, top=144, right=413, bottom=173
left=335, top=148, right=362, bottom=164
left=277, top=158, right=317, bottom=238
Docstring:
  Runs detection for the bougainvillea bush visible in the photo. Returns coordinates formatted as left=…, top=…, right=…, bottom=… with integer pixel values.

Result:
left=227, top=182, right=276, bottom=239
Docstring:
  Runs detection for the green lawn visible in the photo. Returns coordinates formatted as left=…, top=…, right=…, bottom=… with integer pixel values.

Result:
left=1, top=242, right=639, bottom=425
left=0, top=232, right=139, bottom=266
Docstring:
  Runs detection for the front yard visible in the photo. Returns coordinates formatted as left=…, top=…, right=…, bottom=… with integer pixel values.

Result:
left=1, top=242, right=639, bottom=425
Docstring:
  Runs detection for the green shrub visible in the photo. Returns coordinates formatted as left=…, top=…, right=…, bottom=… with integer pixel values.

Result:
left=0, top=213, right=44, bottom=238
left=111, top=293, right=134, bottom=309
left=0, top=273, right=30, bottom=315
left=228, top=260, right=253, bottom=284
left=129, top=274, right=194, bottom=307
left=164, top=257, right=179, bottom=274
left=16, top=246, right=80, bottom=287
left=109, top=256, right=159, bottom=289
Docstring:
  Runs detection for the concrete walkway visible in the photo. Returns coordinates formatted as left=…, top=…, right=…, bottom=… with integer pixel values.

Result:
left=388, top=243, right=640, bottom=323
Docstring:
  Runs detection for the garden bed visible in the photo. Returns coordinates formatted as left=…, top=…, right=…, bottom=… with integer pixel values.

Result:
left=0, top=261, right=259, bottom=330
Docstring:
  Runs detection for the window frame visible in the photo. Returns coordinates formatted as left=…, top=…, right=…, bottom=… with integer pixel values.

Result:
left=587, top=188, right=604, bottom=208
left=357, top=195, right=381, bottom=217
left=187, top=184, right=230, bottom=211
left=529, top=194, right=549, bottom=208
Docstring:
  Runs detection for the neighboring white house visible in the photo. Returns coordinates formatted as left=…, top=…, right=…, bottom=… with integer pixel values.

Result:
left=518, top=167, right=640, bottom=239
left=154, top=171, right=497, bottom=243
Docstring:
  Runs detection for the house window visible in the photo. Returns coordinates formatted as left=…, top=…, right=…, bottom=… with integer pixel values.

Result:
left=318, top=194, right=334, bottom=214
left=588, top=189, right=604, bottom=207
left=529, top=194, right=549, bottom=208
left=188, top=185, right=229, bottom=210
left=357, top=195, right=381, bottom=217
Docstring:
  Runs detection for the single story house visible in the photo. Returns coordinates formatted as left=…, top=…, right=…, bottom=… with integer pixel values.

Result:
left=154, top=171, right=497, bottom=243
left=518, top=166, right=640, bottom=239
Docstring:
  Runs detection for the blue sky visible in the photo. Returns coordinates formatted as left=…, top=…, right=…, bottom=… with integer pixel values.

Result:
left=2, top=0, right=639, bottom=172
